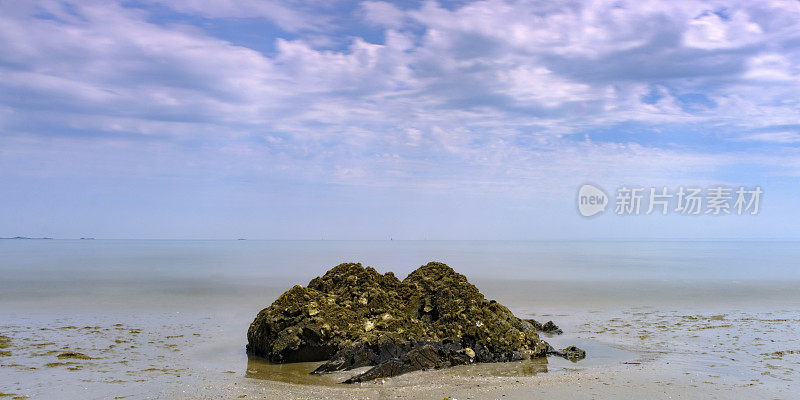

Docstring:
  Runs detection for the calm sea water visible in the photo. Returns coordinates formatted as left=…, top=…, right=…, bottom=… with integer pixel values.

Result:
left=2, top=239, right=800, bottom=314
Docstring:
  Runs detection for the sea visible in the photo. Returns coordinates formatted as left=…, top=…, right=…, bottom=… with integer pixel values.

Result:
left=1, top=239, right=799, bottom=398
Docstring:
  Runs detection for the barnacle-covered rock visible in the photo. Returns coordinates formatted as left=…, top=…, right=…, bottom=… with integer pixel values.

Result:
left=246, top=262, right=582, bottom=382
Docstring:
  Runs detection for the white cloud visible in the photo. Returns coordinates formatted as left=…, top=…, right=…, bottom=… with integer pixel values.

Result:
left=684, top=8, right=763, bottom=50
left=1, top=0, right=800, bottom=194
left=737, top=131, right=800, bottom=144
left=498, top=66, right=595, bottom=107
left=361, top=1, right=405, bottom=28
left=744, top=54, right=798, bottom=82
left=145, top=0, right=331, bottom=32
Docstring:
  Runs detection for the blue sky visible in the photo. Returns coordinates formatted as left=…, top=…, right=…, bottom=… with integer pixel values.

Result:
left=1, top=0, right=799, bottom=239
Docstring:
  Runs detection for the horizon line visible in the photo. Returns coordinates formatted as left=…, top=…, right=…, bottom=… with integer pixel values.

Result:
left=3, top=237, right=800, bottom=242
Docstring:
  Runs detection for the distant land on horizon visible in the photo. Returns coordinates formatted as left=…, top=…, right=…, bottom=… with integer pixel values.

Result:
left=2, top=237, right=800, bottom=242
left=1, top=236, right=54, bottom=240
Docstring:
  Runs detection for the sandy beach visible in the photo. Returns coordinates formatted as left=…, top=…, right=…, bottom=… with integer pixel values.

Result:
left=2, top=240, right=799, bottom=399
left=2, top=308, right=798, bottom=399
left=2, top=293, right=798, bottom=399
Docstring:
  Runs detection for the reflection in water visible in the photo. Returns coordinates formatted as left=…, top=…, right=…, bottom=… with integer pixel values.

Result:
left=246, top=355, right=351, bottom=386
left=245, top=354, right=550, bottom=386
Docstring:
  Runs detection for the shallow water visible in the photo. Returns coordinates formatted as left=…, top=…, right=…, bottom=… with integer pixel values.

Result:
left=1, top=239, right=799, bottom=398
left=4, top=239, right=800, bottom=314
left=241, top=336, right=637, bottom=386
left=4, top=239, right=800, bottom=283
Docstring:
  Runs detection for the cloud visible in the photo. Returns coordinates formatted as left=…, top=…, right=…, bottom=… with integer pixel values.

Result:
left=737, top=131, right=800, bottom=144
left=144, top=0, right=332, bottom=32
left=361, top=1, right=406, bottom=28
left=1, top=0, right=800, bottom=197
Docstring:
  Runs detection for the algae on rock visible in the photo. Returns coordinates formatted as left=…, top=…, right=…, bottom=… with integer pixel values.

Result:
left=246, top=262, right=583, bottom=382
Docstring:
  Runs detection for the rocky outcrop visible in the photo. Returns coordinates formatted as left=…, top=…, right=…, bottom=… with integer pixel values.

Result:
left=525, top=319, right=564, bottom=335
left=340, top=342, right=470, bottom=383
left=548, top=345, right=586, bottom=361
left=247, top=262, right=584, bottom=382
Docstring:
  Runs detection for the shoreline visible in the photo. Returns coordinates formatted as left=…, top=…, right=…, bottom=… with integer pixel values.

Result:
left=2, top=241, right=799, bottom=399
left=2, top=305, right=797, bottom=399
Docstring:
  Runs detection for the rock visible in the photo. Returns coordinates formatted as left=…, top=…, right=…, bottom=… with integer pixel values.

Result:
left=545, top=344, right=586, bottom=361
left=541, top=321, right=563, bottom=335
left=247, top=262, right=583, bottom=382
left=342, top=341, right=471, bottom=383
left=464, top=347, right=475, bottom=358
left=246, top=263, right=413, bottom=363
left=526, top=319, right=543, bottom=331
left=524, top=319, right=563, bottom=335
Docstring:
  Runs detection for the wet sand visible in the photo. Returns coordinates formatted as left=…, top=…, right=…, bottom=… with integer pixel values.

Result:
left=2, top=304, right=798, bottom=399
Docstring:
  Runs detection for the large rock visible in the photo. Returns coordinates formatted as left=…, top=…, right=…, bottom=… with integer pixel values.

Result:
left=525, top=319, right=564, bottom=335
left=246, top=262, right=583, bottom=382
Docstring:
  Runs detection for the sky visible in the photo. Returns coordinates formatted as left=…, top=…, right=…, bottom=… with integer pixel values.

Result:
left=1, top=0, right=799, bottom=240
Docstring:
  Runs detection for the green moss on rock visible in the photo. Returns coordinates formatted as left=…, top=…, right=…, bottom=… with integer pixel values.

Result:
left=246, top=261, right=579, bottom=381
left=248, top=262, right=540, bottom=360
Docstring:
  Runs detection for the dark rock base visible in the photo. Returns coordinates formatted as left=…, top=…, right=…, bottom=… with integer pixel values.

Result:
left=247, top=262, right=586, bottom=383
